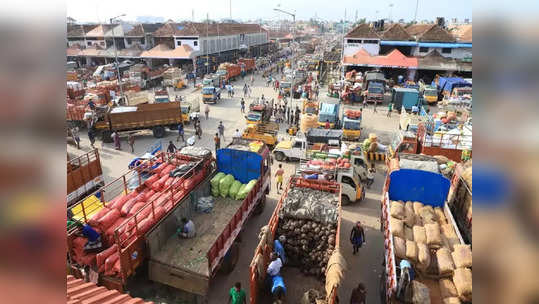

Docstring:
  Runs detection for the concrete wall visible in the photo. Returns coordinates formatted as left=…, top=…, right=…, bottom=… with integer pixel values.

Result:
left=343, top=38, right=380, bottom=56
left=174, top=36, right=201, bottom=52
left=412, top=46, right=472, bottom=60
left=199, top=32, right=268, bottom=54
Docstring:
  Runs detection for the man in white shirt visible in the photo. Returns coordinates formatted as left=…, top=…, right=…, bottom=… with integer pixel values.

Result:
left=267, top=252, right=282, bottom=277
left=233, top=129, right=242, bottom=139
left=178, top=218, right=196, bottom=238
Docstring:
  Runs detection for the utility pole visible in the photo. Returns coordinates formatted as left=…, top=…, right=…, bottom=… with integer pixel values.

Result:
left=206, top=13, right=209, bottom=75
left=110, top=14, right=125, bottom=102
left=192, top=9, right=194, bottom=22
left=414, top=0, right=419, bottom=23
left=389, top=4, right=394, bottom=22
left=273, top=7, right=296, bottom=67
left=229, top=0, right=232, bottom=19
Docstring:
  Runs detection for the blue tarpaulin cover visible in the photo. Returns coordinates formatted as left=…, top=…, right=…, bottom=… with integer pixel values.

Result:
left=388, top=169, right=450, bottom=207
left=216, top=148, right=262, bottom=184
left=434, top=77, right=472, bottom=93
left=320, top=103, right=337, bottom=114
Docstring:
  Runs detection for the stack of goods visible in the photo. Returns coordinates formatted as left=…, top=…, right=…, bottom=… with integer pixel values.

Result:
left=300, top=114, right=319, bottom=133
left=210, top=172, right=257, bottom=200
left=362, top=133, right=378, bottom=153
left=344, top=109, right=362, bottom=119
left=304, top=158, right=351, bottom=171
left=388, top=200, right=472, bottom=303
left=276, top=187, right=339, bottom=279
left=67, top=81, right=85, bottom=99
left=70, top=157, right=206, bottom=277
left=163, top=67, right=182, bottom=79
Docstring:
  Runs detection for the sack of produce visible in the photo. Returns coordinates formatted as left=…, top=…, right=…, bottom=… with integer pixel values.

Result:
left=453, top=267, right=472, bottom=300
left=219, top=174, right=235, bottom=198
left=390, top=200, right=405, bottom=220
left=389, top=217, right=404, bottom=238
left=404, top=201, right=415, bottom=227
left=441, top=224, right=460, bottom=251
left=414, top=214, right=423, bottom=226
left=228, top=180, right=242, bottom=199
left=236, top=179, right=257, bottom=200
left=411, top=280, right=431, bottom=304
left=393, top=236, right=406, bottom=259
left=439, top=278, right=458, bottom=299
left=406, top=240, right=418, bottom=262
left=443, top=297, right=461, bottom=304
left=420, top=206, right=437, bottom=224
left=413, top=226, right=427, bottom=244
left=211, top=172, right=226, bottom=191
left=452, top=244, right=472, bottom=268
left=404, top=226, right=414, bottom=241
left=425, top=223, right=442, bottom=249
left=417, top=243, right=431, bottom=271
left=435, top=207, right=447, bottom=225
left=235, top=184, right=247, bottom=200
left=436, top=247, right=455, bottom=276
left=412, top=201, right=424, bottom=215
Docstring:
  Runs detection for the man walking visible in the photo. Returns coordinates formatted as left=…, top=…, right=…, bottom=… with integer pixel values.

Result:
left=88, top=127, right=96, bottom=148
left=387, top=102, right=393, bottom=117
left=228, top=282, right=247, bottom=304
left=350, top=221, right=366, bottom=254
left=214, top=133, right=221, bottom=153
left=128, top=133, right=135, bottom=153
left=204, top=103, right=210, bottom=120
left=240, top=98, right=245, bottom=113
left=275, top=164, right=284, bottom=193
left=373, top=102, right=378, bottom=113
left=218, top=121, right=225, bottom=140
left=177, top=123, right=185, bottom=142
left=167, top=140, right=177, bottom=154
left=233, top=129, right=242, bottom=140
left=111, top=131, right=121, bottom=150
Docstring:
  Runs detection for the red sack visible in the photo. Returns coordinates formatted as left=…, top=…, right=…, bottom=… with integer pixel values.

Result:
left=96, top=208, right=121, bottom=231
left=72, top=237, right=87, bottom=252
left=77, top=253, right=96, bottom=267
left=104, top=252, right=119, bottom=276
left=128, top=202, right=146, bottom=216
left=105, top=217, right=129, bottom=238
left=120, top=198, right=139, bottom=216
left=144, top=190, right=156, bottom=201
left=184, top=178, right=196, bottom=191
left=152, top=162, right=166, bottom=175
left=137, top=218, right=154, bottom=234
left=164, top=176, right=176, bottom=188
left=96, top=244, right=118, bottom=269
left=112, top=259, right=121, bottom=275
left=134, top=190, right=148, bottom=203
left=87, top=207, right=111, bottom=227
left=107, top=195, right=127, bottom=210
left=153, top=206, right=166, bottom=222
left=154, top=193, right=171, bottom=207
left=159, top=164, right=176, bottom=177
left=144, top=174, right=160, bottom=188
left=152, top=175, right=169, bottom=192
left=163, top=201, right=174, bottom=212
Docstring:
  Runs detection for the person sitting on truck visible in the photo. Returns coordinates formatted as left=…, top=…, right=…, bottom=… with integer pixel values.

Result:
left=228, top=282, right=247, bottom=304
left=233, top=129, right=242, bottom=140
left=177, top=218, right=196, bottom=238
left=274, top=235, right=287, bottom=264
left=350, top=221, right=366, bottom=254
left=267, top=252, right=283, bottom=277
left=75, top=222, right=102, bottom=251
left=325, top=119, right=331, bottom=129
left=271, top=275, right=286, bottom=303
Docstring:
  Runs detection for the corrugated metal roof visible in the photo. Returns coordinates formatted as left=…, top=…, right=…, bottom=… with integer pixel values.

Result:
left=344, top=23, right=381, bottom=39
left=67, top=275, right=152, bottom=304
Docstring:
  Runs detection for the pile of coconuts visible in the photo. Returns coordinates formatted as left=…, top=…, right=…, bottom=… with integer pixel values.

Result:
left=277, top=185, right=340, bottom=281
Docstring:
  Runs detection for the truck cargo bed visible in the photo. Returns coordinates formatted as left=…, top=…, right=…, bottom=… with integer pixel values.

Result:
left=152, top=196, right=243, bottom=277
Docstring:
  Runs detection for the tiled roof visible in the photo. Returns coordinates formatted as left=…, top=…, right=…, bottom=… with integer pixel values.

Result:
left=344, top=24, right=380, bottom=39
left=67, top=46, right=82, bottom=56
left=343, top=48, right=418, bottom=68
left=86, top=25, right=114, bottom=37
left=406, top=24, right=455, bottom=42
left=125, top=23, right=164, bottom=37
left=67, top=275, right=152, bottom=304
left=140, top=43, right=194, bottom=59
left=381, top=24, right=413, bottom=41
left=449, top=24, right=472, bottom=42
left=153, top=22, right=266, bottom=37
left=68, top=24, right=98, bottom=37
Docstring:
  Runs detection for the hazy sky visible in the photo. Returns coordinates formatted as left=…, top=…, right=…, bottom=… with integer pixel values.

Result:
left=67, top=0, right=472, bottom=23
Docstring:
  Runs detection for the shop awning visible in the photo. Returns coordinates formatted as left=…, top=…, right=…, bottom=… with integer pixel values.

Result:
left=343, top=49, right=418, bottom=69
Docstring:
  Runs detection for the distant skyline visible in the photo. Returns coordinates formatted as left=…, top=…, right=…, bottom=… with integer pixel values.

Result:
left=67, top=0, right=472, bottom=24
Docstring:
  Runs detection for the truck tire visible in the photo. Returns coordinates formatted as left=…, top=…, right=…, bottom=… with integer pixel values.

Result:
left=152, top=126, right=165, bottom=138
left=341, top=194, right=351, bottom=206
left=219, top=241, right=240, bottom=274
left=102, top=130, right=113, bottom=143
left=274, top=151, right=286, bottom=162
left=253, top=195, right=266, bottom=215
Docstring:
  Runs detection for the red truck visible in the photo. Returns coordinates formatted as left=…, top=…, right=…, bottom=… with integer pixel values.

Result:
left=67, top=150, right=214, bottom=291
left=238, top=58, right=255, bottom=73
left=67, top=149, right=104, bottom=206
left=217, top=63, right=241, bottom=82
left=145, top=139, right=271, bottom=301
left=389, top=123, right=472, bottom=163
left=249, top=176, right=343, bottom=304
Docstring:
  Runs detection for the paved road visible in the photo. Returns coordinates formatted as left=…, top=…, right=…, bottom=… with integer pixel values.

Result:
left=68, top=71, right=401, bottom=304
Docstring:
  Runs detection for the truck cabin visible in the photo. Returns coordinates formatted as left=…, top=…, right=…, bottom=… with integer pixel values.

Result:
left=281, top=82, right=292, bottom=90
left=202, top=87, right=215, bottom=96
left=367, top=83, right=384, bottom=101
left=452, top=87, right=472, bottom=99
left=202, top=78, right=212, bottom=86
left=343, top=117, right=361, bottom=131
left=318, top=111, right=338, bottom=128
left=246, top=111, right=262, bottom=123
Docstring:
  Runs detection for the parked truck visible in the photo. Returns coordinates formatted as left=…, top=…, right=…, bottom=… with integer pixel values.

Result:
left=365, top=82, right=385, bottom=104
left=217, top=63, right=241, bottom=82
left=380, top=153, right=467, bottom=303
left=180, top=99, right=200, bottom=124
left=249, top=176, right=343, bottom=304
left=273, top=129, right=343, bottom=162
left=342, top=110, right=362, bottom=140
left=447, top=162, right=472, bottom=244
left=67, top=150, right=214, bottom=292
left=391, top=88, right=423, bottom=112
left=94, top=102, right=183, bottom=142
left=201, top=86, right=221, bottom=104
left=318, top=99, right=341, bottom=128
left=202, top=74, right=221, bottom=87
left=242, top=122, right=279, bottom=149
left=145, top=140, right=271, bottom=301
left=67, top=149, right=104, bottom=206
left=433, top=77, right=472, bottom=100
left=389, top=123, right=472, bottom=162
left=238, top=58, right=256, bottom=75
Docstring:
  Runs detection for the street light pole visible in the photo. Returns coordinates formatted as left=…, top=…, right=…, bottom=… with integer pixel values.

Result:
left=273, top=7, right=296, bottom=67
left=110, top=14, right=126, bottom=103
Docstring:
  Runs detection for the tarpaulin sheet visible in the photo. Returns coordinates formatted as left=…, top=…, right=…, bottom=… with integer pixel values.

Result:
left=320, top=103, right=337, bottom=114
left=388, top=169, right=450, bottom=207
left=217, top=148, right=262, bottom=184
left=434, top=77, right=472, bottom=93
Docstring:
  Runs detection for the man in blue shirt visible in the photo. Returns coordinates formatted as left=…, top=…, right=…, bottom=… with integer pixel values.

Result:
left=76, top=222, right=102, bottom=250
left=177, top=123, right=185, bottom=142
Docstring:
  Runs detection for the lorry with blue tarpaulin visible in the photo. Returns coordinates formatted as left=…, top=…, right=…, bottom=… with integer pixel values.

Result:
left=391, top=88, right=424, bottom=112
left=146, top=139, right=271, bottom=301
left=318, top=99, right=341, bottom=128
left=433, top=77, right=472, bottom=99
left=379, top=153, right=468, bottom=303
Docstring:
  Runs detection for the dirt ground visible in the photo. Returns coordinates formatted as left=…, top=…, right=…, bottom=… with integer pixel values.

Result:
left=68, top=70, right=407, bottom=304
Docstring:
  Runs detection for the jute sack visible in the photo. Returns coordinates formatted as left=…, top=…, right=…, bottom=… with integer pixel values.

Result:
left=437, top=248, right=455, bottom=276
left=390, top=200, right=405, bottom=220
left=390, top=217, right=404, bottom=238
left=425, top=223, right=442, bottom=249
left=452, top=244, right=472, bottom=268
left=453, top=267, right=472, bottom=299
left=435, top=207, right=447, bottom=225
left=439, top=278, right=458, bottom=298
left=325, top=250, right=346, bottom=297
left=443, top=297, right=461, bottom=304
left=411, top=280, right=431, bottom=304
left=404, top=226, right=414, bottom=242
left=413, top=226, right=427, bottom=244
left=417, top=243, right=431, bottom=271
left=404, top=201, right=415, bottom=227
left=420, top=206, right=437, bottom=224
left=394, top=236, right=406, bottom=259
left=405, top=240, right=418, bottom=262
left=412, top=201, right=424, bottom=215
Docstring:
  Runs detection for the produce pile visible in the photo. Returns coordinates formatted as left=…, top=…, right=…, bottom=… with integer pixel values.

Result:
left=305, top=157, right=351, bottom=170
left=344, top=109, right=362, bottom=119
left=388, top=200, right=472, bottom=303
left=210, top=172, right=257, bottom=200
left=69, top=158, right=206, bottom=278
left=277, top=187, right=339, bottom=279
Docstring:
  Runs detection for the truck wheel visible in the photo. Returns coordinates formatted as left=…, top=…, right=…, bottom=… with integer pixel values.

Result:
left=152, top=126, right=166, bottom=138
left=341, top=195, right=351, bottom=205
left=102, top=130, right=113, bottom=143
left=274, top=152, right=285, bottom=162
left=253, top=195, right=266, bottom=215
left=220, top=242, right=240, bottom=274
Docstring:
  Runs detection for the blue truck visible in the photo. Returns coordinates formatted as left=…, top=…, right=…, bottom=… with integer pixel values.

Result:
left=433, top=77, right=472, bottom=99
left=318, top=99, right=341, bottom=128
left=391, top=88, right=424, bottom=112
